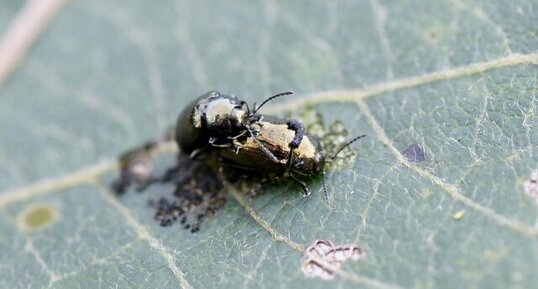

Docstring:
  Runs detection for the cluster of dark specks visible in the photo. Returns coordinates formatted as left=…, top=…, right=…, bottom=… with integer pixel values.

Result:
left=112, top=145, right=228, bottom=233
left=147, top=153, right=227, bottom=233
left=149, top=187, right=226, bottom=233
left=149, top=198, right=182, bottom=227
left=110, top=139, right=273, bottom=233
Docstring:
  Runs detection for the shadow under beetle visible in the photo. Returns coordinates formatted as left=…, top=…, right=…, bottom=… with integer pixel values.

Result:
left=175, top=91, right=365, bottom=200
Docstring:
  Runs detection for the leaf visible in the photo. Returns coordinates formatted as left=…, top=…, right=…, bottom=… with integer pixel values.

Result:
left=1, top=1, right=537, bottom=288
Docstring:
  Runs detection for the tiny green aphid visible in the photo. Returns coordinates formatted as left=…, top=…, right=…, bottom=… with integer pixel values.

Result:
left=175, top=91, right=365, bottom=200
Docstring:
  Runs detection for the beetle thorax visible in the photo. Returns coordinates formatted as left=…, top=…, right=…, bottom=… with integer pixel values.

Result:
left=191, top=94, right=246, bottom=134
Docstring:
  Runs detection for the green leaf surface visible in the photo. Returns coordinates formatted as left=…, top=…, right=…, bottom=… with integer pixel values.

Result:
left=1, top=1, right=537, bottom=288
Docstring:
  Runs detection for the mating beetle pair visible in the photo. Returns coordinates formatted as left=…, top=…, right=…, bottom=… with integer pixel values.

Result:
left=176, top=91, right=365, bottom=199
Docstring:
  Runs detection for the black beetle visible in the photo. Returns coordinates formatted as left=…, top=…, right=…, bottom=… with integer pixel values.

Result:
left=175, top=91, right=365, bottom=199
left=175, top=91, right=246, bottom=155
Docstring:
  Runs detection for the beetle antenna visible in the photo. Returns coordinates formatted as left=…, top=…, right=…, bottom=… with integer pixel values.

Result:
left=329, top=134, right=367, bottom=161
left=252, top=91, right=293, bottom=114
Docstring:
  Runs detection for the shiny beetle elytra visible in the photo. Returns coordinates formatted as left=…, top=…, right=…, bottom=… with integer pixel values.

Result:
left=175, top=91, right=365, bottom=199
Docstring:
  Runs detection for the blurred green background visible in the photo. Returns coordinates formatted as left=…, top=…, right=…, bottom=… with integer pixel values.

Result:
left=1, top=1, right=537, bottom=288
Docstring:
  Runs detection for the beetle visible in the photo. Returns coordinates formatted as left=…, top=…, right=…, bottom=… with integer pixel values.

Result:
left=175, top=90, right=365, bottom=199
left=215, top=114, right=327, bottom=194
left=175, top=91, right=302, bottom=157
left=175, top=91, right=246, bottom=156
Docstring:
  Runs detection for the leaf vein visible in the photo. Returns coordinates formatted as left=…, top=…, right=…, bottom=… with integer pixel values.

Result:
left=265, top=53, right=538, bottom=114
left=227, top=187, right=305, bottom=252
left=92, top=181, right=193, bottom=289
left=356, top=100, right=538, bottom=238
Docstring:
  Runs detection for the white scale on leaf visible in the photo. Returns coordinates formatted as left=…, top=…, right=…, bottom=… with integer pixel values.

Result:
left=302, top=240, right=365, bottom=280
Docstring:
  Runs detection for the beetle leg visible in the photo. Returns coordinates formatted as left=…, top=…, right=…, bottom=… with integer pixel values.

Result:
left=233, top=143, right=243, bottom=154
left=285, top=147, right=296, bottom=173
left=210, top=143, right=232, bottom=148
left=208, top=137, right=232, bottom=148
left=189, top=147, right=205, bottom=159
left=229, top=138, right=244, bottom=154
left=283, top=119, right=304, bottom=173
left=228, top=130, right=247, bottom=140
left=290, top=173, right=311, bottom=197
left=286, top=119, right=304, bottom=149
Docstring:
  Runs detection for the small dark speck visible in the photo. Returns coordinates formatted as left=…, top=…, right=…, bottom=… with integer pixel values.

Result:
left=402, top=143, right=427, bottom=163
